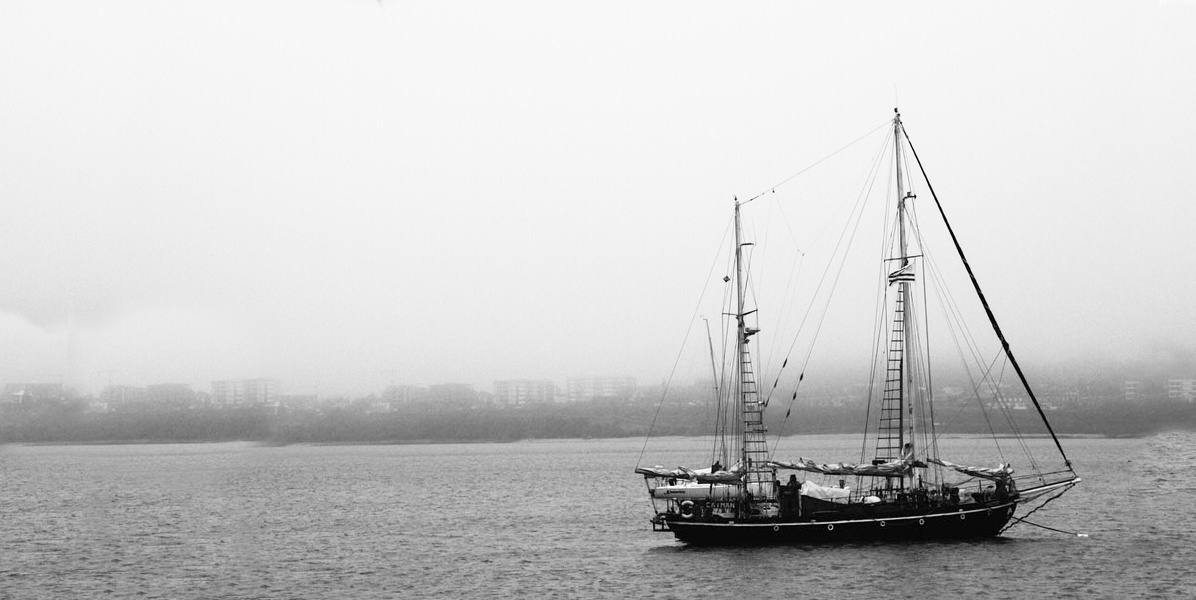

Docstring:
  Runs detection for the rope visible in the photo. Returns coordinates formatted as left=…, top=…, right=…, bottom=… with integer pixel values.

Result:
left=636, top=217, right=733, bottom=468
left=1015, top=519, right=1089, bottom=538
left=769, top=130, right=891, bottom=450
left=903, top=125, right=1073, bottom=470
left=744, top=119, right=891, bottom=204
left=999, top=482, right=1077, bottom=535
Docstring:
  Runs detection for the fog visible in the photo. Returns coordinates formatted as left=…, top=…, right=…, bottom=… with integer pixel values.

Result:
left=1, top=1, right=1192, bottom=395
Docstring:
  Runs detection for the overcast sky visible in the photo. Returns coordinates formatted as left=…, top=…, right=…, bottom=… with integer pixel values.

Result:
left=0, top=1, right=1192, bottom=395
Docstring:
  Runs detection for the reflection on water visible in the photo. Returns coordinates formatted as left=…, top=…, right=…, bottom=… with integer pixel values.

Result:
left=0, top=435, right=1191, bottom=599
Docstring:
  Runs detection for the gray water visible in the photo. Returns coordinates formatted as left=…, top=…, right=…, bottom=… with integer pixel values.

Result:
left=0, top=434, right=1192, bottom=599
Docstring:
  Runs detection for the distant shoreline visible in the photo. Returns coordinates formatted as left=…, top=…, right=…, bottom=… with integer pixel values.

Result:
left=4, top=398, right=1192, bottom=445
left=0, top=431, right=1150, bottom=447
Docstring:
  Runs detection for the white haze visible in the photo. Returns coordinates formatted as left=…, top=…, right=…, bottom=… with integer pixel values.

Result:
left=0, top=1, right=1192, bottom=395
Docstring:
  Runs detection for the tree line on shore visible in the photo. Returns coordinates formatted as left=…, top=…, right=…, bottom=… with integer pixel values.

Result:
left=2, top=396, right=1194, bottom=443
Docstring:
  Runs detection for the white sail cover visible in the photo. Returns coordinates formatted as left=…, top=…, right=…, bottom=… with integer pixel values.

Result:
left=635, top=463, right=745, bottom=484
left=800, top=480, right=852, bottom=503
left=928, top=458, right=1014, bottom=481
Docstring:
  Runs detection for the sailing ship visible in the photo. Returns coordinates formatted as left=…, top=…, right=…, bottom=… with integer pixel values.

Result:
left=635, top=110, right=1080, bottom=544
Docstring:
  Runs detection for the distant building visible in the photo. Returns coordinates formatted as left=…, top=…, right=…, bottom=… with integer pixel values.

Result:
left=566, top=377, right=636, bottom=403
left=1168, top=379, right=1196, bottom=402
left=101, top=384, right=147, bottom=409
left=354, top=395, right=394, bottom=413
left=2, top=383, right=65, bottom=405
left=279, top=393, right=320, bottom=410
left=493, top=380, right=556, bottom=406
left=427, top=383, right=477, bottom=406
left=212, top=378, right=279, bottom=408
left=382, top=385, right=427, bottom=404
left=146, top=383, right=198, bottom=408
left=983, top=395, right=1030, bottom=411
left=1124, top=380, right=1141, bottom=402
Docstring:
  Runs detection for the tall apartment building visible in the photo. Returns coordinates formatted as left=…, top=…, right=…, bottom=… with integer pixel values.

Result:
left=1124, top=380, right=1141, bottom=402
left=565, top=377, right=636, bottom=403
left=146, top=383, right=198, bottom=408
left=212, top=378, right=279, bottom=407
left=427, top=383, right=477, bottom=406
left=493, top=380, right=556, bottom=406
left=1168, top=379, right=1196, bottom=402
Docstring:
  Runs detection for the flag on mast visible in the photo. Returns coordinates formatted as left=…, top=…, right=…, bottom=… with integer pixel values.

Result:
left=888, top=264, right=915, bottom=285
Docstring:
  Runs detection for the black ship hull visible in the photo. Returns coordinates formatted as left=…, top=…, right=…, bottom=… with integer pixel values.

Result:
left=664, top=501, right=1017, bottom=545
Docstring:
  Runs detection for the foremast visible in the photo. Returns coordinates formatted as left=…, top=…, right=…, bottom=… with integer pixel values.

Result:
left=734, top=199, right=772, bottom=515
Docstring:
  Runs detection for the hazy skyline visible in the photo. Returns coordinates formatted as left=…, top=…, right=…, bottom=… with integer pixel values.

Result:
left=1, top=1, right=1193, bottom=395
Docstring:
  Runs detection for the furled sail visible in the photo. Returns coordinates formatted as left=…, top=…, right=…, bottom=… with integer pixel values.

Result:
left=928, top=458, right=1014, bottom=481
left=634, top=463, right=745, bottom=483
left=771, top=457, right=927, bottom=477
left=634, top=466, right=690, bottom=479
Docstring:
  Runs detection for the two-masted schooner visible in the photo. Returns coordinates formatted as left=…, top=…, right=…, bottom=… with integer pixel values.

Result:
left=635, top=110, right=1080, bottom=544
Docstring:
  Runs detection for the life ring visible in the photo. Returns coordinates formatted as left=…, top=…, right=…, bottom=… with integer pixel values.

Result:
left=680, top=500, right=695, bottom=519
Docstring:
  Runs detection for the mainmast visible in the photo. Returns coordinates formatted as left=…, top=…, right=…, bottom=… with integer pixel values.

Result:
left=896, top=112, right=909, bottom=459
left=895, top=111, right=916, bottom=462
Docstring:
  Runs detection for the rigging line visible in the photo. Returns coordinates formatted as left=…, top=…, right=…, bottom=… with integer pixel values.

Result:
left=903, top=126, right=1073, bottom=470
left=972, top=350, right=1008, bottom=445
left=699, top=320, right=723, bottom=465
left=769, top=129, right=893, bottom=444
left=772, top=130, right=891, bottom=448
left=911, top=208, right=941, bottom=463
left=763, top=198, right=807, bottom=381
left=710, top=249, right=734, bottom=463
left=743, top=245, right=764, bottom=369
left=903, top=200, right=946, bottom=465
left=863, top=145, right=899, bottom=464
left=717, top=254, right=737, bottom=464
left=636, top=216, right=734, bottom=468
left=919, top=232, right=990, bottom=383
left=701, top=317, right=721, bottom=467
left=928, top=252, right=988, bottom=376
left=996, top=365, right=1046, bottom=479
left=921, top=241, right=1017, bottom=457
left=765, top=247, right=804, bottom=385
left=921, top=247, right=987, bottom=451
left=1013, top=519, right=1089, bottom=538
left=743, top=119, right=891, bottom=205
left=772, top=127, right=893, bottom=391
left=907, top=287, right=934, bottom=457
left=999, top=482, right=1079, bottom=535
left=992, top=355, right=1016, bottom=460
left=990, top=355, right=1044, bottom=478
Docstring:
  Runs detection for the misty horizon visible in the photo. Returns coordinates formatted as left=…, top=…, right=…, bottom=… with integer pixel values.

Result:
left=1, top=2, right=1193, bottom=397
